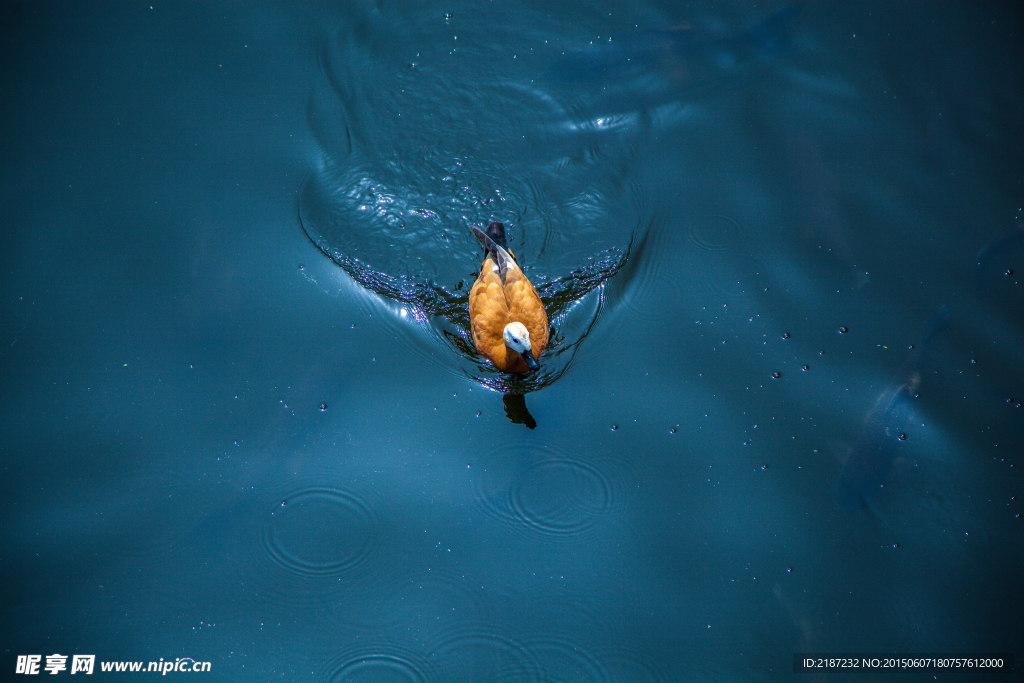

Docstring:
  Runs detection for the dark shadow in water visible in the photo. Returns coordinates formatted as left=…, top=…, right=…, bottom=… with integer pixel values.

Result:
left=502, top=394, right=537, bottom=430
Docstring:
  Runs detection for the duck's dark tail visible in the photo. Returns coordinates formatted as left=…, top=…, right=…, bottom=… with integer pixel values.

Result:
left=484, top=221, right=507, bottom=251
left=471, top=224, right=514, bottom=284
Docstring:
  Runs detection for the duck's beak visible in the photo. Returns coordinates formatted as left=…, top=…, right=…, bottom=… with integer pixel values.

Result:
left=522, top=349, right=540, bottom=371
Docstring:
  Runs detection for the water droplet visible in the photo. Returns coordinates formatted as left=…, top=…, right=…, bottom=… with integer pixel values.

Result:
left=281, top=500, right=287, bottom=507
left=786, top=567, right=792, bottom=573
left=299, top=264, right=305, bottom=271
left=838, top=326, right=849, bottom=334
left=760, top=464, right=768, bottom=470
left=801, top=365, right=809, bottom=371
left=898, top=433, right=907, bottom=441
left=669, top=427, right=677, bottom=434
left=781, top=332, right=791, bottom=339
left=771, top=371, right=782, bottom=379
left=970, top=358, right=977, bottom=364
left=1005, top=269, right=1014, bottom=276
left=610, top=424, right=618, bottom=431
left=318, top=403, right=327, bottom=412
left=893, top=543, right=899, bottom=548
left=475, top=411, right=481, bottom=417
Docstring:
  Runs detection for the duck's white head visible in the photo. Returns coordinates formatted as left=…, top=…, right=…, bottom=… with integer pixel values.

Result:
left=503, top=321, right=539, bottom=371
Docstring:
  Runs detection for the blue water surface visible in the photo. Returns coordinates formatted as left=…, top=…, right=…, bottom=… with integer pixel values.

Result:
left=1, top=1, right=1021, bottom=681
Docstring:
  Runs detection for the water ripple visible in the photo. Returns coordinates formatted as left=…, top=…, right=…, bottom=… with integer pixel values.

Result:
left=687, top=212, right=746, bottom=252
left=509, top=459, right=613, bottom=535
left=526, top=637, right=613, bottom=683
left=602, top=215, right=680, bottom=324
left=427, top=630, right=540, bottom=683
left=698, top=252, right=768, bottom=303
left=261, top=487, right=379, bottom=578
left=318, top=646, right=438, bottom=683
left=591, top=646, right=674, bottom=683
left=470, top=443, right=631, bottom=542
left=346, top=570, right=492, bottom=634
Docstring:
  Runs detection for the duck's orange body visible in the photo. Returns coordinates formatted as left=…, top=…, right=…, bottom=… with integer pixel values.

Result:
left=469, top=222, right=548, bottom=373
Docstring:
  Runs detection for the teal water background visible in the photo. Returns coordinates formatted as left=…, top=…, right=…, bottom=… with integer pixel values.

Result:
left=2, top=2, right=1021, bottom=680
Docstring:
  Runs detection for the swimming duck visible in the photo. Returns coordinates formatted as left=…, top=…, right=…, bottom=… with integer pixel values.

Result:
left=468, top=222, right=549, bottom=373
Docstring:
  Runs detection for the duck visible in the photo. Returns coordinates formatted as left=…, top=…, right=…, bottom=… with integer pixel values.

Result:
left=468, top=222, right=549, bottom=373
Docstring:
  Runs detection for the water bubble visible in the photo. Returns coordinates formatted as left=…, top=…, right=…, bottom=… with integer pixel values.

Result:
left=838, top=326, right=849, bottom=334
left=669, top=426, right=677, bottom=434
left=298, top=264, right=305, bottom=271
left=318, top=403, right=327, bottom=412
left=898, top=433, right=907, bottom=441
left=781, top=332, right=791, bottom=339
left=801, top=365, right=809, bottom=371
left=760, top=464, right=768, bottom=470
left=1006, top=269, right=1014, bottom=276
left=771, top=371, right=782, bottom=379
left=610, top=424, right=618, bottom=431
left=475, top=411, right=481, bottom=417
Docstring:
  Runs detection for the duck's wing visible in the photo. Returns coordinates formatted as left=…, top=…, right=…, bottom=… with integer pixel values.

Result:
left=469, top=238, right=512, bottom=368
left=506, top=275, right=549, bottom=357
